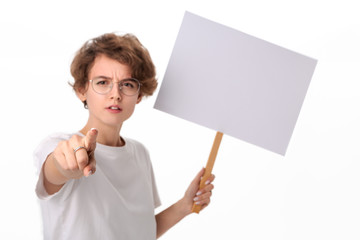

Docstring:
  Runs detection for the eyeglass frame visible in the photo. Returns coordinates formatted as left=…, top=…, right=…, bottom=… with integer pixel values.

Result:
left=88, top=76, right=142, bottom=96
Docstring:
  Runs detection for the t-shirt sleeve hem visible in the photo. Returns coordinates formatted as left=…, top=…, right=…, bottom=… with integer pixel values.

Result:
left=35, top=164, right=74, bottom=201
left=154, top=200, right=162, bottom=209
left=35, top=166, right=59, bottom=200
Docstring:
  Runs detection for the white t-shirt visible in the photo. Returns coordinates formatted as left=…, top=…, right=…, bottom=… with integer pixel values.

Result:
left=34, top=132, right=161, bottom=240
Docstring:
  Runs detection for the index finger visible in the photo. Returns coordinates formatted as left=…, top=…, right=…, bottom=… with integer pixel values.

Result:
left=83, top=128, right=98, bottom=152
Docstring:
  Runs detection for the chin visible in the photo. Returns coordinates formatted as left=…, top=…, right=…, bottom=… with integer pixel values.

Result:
left=104, top=116, right=130, bottom=128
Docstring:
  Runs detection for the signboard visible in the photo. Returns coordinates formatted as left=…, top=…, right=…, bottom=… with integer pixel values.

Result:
left=154, top=11, right=317, bottom=156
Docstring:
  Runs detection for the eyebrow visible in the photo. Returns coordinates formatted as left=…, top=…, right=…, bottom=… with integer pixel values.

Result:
left=94, top=75, right=112, bottom=79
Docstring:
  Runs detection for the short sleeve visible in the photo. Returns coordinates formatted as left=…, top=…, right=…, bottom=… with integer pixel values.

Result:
left=33, top=132, right=75, bottom=200
left=149, top=162, right=161, bottom=208
left=34, top=133, right=62, bottom=175
left=129, top=138, right=162, bottom=209
left=141, top=143, right=161, bottom=208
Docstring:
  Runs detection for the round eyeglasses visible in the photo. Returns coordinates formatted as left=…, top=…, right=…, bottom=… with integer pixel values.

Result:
left=89, top=77, right=141, bottom=96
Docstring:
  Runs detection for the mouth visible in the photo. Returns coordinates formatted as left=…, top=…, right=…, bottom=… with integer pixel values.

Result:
left=107, top=105, right=122, bottom=112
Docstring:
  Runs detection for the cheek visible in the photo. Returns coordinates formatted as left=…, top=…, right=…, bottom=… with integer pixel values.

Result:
left=121, top=98, right=139, bottom=117
left=86, top=93, right=104, bottom=110
left=125, top=99, right=138, bottom=112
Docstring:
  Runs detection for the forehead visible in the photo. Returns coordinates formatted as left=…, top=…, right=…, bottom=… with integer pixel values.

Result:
left=89, top=54, right=131, bottom=78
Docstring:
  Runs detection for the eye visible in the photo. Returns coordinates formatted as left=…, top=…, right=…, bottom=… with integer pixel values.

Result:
left=122, top=79, right=137, bottom=89
left=95, top=78, right=111, bottom=86
left=123, top=82, right=134, bottom=88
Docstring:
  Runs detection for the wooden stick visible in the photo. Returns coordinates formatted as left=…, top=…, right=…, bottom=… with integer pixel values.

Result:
left=192, top=131, right=223, bottom=213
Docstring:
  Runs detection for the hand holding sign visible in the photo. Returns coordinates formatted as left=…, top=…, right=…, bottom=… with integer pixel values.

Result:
left=155, top=12, right=317, bottom=213
left=192, top=132, right=223, bottom=213
left=182, top=168, right=215, bottom=213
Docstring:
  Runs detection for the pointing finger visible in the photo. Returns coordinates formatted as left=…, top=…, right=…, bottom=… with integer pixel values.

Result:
left=83, top=128, right=98, bottom=153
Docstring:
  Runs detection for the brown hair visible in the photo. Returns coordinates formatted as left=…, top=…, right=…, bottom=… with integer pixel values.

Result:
left=70, top=33, right=157, bottom=99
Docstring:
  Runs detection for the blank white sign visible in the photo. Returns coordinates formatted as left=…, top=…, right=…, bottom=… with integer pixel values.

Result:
left=154, top=11, right=317, bottom=155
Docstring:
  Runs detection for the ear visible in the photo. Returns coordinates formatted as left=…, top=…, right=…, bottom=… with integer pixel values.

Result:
left=136, top=94, right=143, bottom=104
left=76, top=86, right=88, bottom=103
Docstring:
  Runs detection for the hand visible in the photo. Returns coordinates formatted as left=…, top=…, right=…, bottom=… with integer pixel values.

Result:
left=52, top=128, right=98, bottom=181
left=182, top=168, right=215, bottom=214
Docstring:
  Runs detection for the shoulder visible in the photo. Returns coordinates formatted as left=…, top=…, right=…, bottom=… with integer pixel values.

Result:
left=36, top=132, right=75, bottom=150
left=124, top=137, right=147, bottom=150
left=123, top=137, right=151, bottom=158
left=33, top=132, right=80, bottom=166
left=46, top=132, right=81, bottom=142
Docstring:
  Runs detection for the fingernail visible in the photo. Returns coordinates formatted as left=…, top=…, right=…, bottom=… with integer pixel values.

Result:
left=193, top=197, right=199, bottom=201
left=195, top=201, right=201, bottom=205
left=205, top=180, right=210, bottom=185
left=90, top=128, right=97, bottom=133
left=86, top=170, right=93, bottom=177
left=196, top=191, right=201, bottom=196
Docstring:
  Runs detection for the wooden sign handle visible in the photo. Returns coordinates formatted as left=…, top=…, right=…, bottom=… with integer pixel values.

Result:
left=192, top=131, right=223, bottom=214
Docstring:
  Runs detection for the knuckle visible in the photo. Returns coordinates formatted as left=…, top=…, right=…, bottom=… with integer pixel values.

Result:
left=77, top=156, right=89, bottom=167
left=68, top=161, right=79, bottom=171
left=56, top=161, right=66, bottom=170
left=53, top=152, right=64, bottom=166
left=204, top=185, right=214, bottom=193
left=63, top=165, right=71, bottom=171
left=70, top=134, right=81, bottom=141
left=208, top=184, right=214, bottom=190
left=61, top=163, right=71, bottom=171
left=65, top=141, right=73, bottom=151
left=57, top=141, right=67, bottom=151
left=53, top=149, right=61, bottom=159
left=70, top=135, right=82, bottom=147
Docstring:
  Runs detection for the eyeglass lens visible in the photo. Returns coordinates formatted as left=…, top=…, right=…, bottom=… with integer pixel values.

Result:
left=91, top=77, right=140, bottom=96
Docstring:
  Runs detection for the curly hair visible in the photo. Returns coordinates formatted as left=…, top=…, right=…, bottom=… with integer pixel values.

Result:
left=70, top=33, right=157, bottom=103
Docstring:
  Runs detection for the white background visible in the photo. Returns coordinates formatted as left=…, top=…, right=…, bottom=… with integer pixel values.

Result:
left=0, top=0, right=359, bottom=239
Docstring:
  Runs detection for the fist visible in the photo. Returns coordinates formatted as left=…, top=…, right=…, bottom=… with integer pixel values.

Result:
left=53, top=128, right=98, bottom=180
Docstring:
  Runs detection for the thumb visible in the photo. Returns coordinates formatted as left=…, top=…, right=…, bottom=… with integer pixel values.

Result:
left=186, top=168, right=205, bottom=198
left=83, top=128, right=98, bottom=152
left=83, top=153, right=96, bottom=177
left=192, top=168, right=205, bottom=186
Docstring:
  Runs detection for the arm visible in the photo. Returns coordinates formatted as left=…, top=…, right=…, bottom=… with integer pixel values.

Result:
left=155, top=168, right=215, bottom=238
left=42, top=153, right=68, bottom=195
left=155, top=198, right=191, bottom=239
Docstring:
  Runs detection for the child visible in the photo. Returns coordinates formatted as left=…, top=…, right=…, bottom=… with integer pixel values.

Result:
left=34, top=33, right=215, bottom=240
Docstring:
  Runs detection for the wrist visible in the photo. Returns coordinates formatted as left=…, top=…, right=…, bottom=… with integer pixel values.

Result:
left=44, top=153, right=69, bottom=185
left=177, top=197, right=193, bottom=217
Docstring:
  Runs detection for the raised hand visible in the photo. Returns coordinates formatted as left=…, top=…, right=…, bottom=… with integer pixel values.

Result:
left=43, top=128, right=98, bottom=194
left=54, top=128, right=98, bottom=179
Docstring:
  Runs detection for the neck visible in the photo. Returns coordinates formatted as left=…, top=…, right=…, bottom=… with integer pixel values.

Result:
left=80, top=121, right=124, bottom=147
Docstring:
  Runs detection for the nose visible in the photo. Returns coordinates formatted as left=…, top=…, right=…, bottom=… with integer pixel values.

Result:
left=109, top=82, right=122, bottom=101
